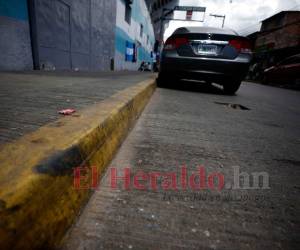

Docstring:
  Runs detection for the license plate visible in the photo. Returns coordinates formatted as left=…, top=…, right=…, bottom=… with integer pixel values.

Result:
left=197, top=44, right=218, bottom=55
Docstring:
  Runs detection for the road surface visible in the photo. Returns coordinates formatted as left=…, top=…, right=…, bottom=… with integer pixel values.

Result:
left=63, top=81, right=300, bottom=250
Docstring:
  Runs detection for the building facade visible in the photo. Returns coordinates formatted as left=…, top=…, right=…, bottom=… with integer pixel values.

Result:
left=246, top=11, right=300, bottom=81
left=115, top=0, right=155, bottom=70
left=255, top=11, right=300, bottom=62
left=0, top=0, right=154, bottom=71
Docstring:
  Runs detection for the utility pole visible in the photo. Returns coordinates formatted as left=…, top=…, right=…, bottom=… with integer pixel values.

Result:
left=210, top=14, right=226, bottom=28
left=159, top=8, right=174, bottom=43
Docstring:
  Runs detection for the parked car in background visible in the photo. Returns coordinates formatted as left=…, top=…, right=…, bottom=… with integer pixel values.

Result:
left=263, top=54, right=300, bottom=88
left=158, top=26, right=252, bottom=94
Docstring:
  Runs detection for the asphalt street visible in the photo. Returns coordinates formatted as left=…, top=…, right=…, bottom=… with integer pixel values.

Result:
left=63, top=81, right=300, bottom=250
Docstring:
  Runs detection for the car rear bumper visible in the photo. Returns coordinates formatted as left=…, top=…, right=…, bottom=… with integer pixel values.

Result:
left=160, top=53, right=251, bottom=82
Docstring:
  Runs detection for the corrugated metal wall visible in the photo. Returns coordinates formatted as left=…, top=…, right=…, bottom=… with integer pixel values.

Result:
left=0, top=0, right=33, bottom=70
left=32, top=0, right=116, bottom=71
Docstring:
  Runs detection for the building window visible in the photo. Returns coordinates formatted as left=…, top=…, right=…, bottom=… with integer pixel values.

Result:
left=140, top=24, right=144, bottom=37
left=147, top=35, right=149, bottom=44
left=125, top=1, right=132, bottom=24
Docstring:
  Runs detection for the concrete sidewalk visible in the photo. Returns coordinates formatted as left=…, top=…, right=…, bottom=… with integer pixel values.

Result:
left=0, top=71, right=155, bottom=145
left=0, top=71, right=156, bottom=249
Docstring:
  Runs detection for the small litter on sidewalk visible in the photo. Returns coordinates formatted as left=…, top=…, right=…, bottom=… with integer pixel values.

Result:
left=58, top=109, right=76, bottom=115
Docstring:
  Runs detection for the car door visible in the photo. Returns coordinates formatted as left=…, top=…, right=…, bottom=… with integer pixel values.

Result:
left=281, top=56, right=300, bottom=80
left=270, top=57, right=295, bottom=83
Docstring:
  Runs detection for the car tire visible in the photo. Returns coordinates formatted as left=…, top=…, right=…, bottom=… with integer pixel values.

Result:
left=223, top=80, right=241, bottom=95
left=262, top=76, right=269, bottom=85
left=157, top=73, right=168, bottom=87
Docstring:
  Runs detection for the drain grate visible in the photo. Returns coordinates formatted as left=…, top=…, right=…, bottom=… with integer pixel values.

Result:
left=214, top=102, right=250, bottom=110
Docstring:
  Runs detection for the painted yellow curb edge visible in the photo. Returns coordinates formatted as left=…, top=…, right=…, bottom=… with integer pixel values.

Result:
left=0, top=78, right=156, bottom=250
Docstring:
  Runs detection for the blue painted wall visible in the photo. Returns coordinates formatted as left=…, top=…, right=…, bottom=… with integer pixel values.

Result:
left=115, top=26, right=153, bottom=63
left=0, top=0, right=28, bottom=20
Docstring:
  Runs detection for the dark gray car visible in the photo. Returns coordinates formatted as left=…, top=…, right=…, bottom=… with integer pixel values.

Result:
left=158, top=26, right=252, bottom=94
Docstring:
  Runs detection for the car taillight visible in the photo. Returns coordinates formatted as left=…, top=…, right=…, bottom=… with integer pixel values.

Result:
left=229, top=39, right=252, bottom=53
left=164, top=37, right=189, bottom=50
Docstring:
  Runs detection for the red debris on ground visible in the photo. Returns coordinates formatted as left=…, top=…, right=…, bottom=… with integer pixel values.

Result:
left=58, top=109, right=76, bottom=115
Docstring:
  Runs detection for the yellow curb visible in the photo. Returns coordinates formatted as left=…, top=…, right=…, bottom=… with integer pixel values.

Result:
left=0, top=78, right=156, bottom=250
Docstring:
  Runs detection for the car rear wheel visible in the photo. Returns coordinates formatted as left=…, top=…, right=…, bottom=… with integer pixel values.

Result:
left=262, top=76, right=269, bottom=85
left=157, top=72, right=178, bottom=87
left=157, top=73, right=167, bottom=87
left=223, top=80, right=241, bottom=95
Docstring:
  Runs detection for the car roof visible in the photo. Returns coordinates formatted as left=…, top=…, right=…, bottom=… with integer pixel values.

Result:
left=172, top=26, right=239, bottom=36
